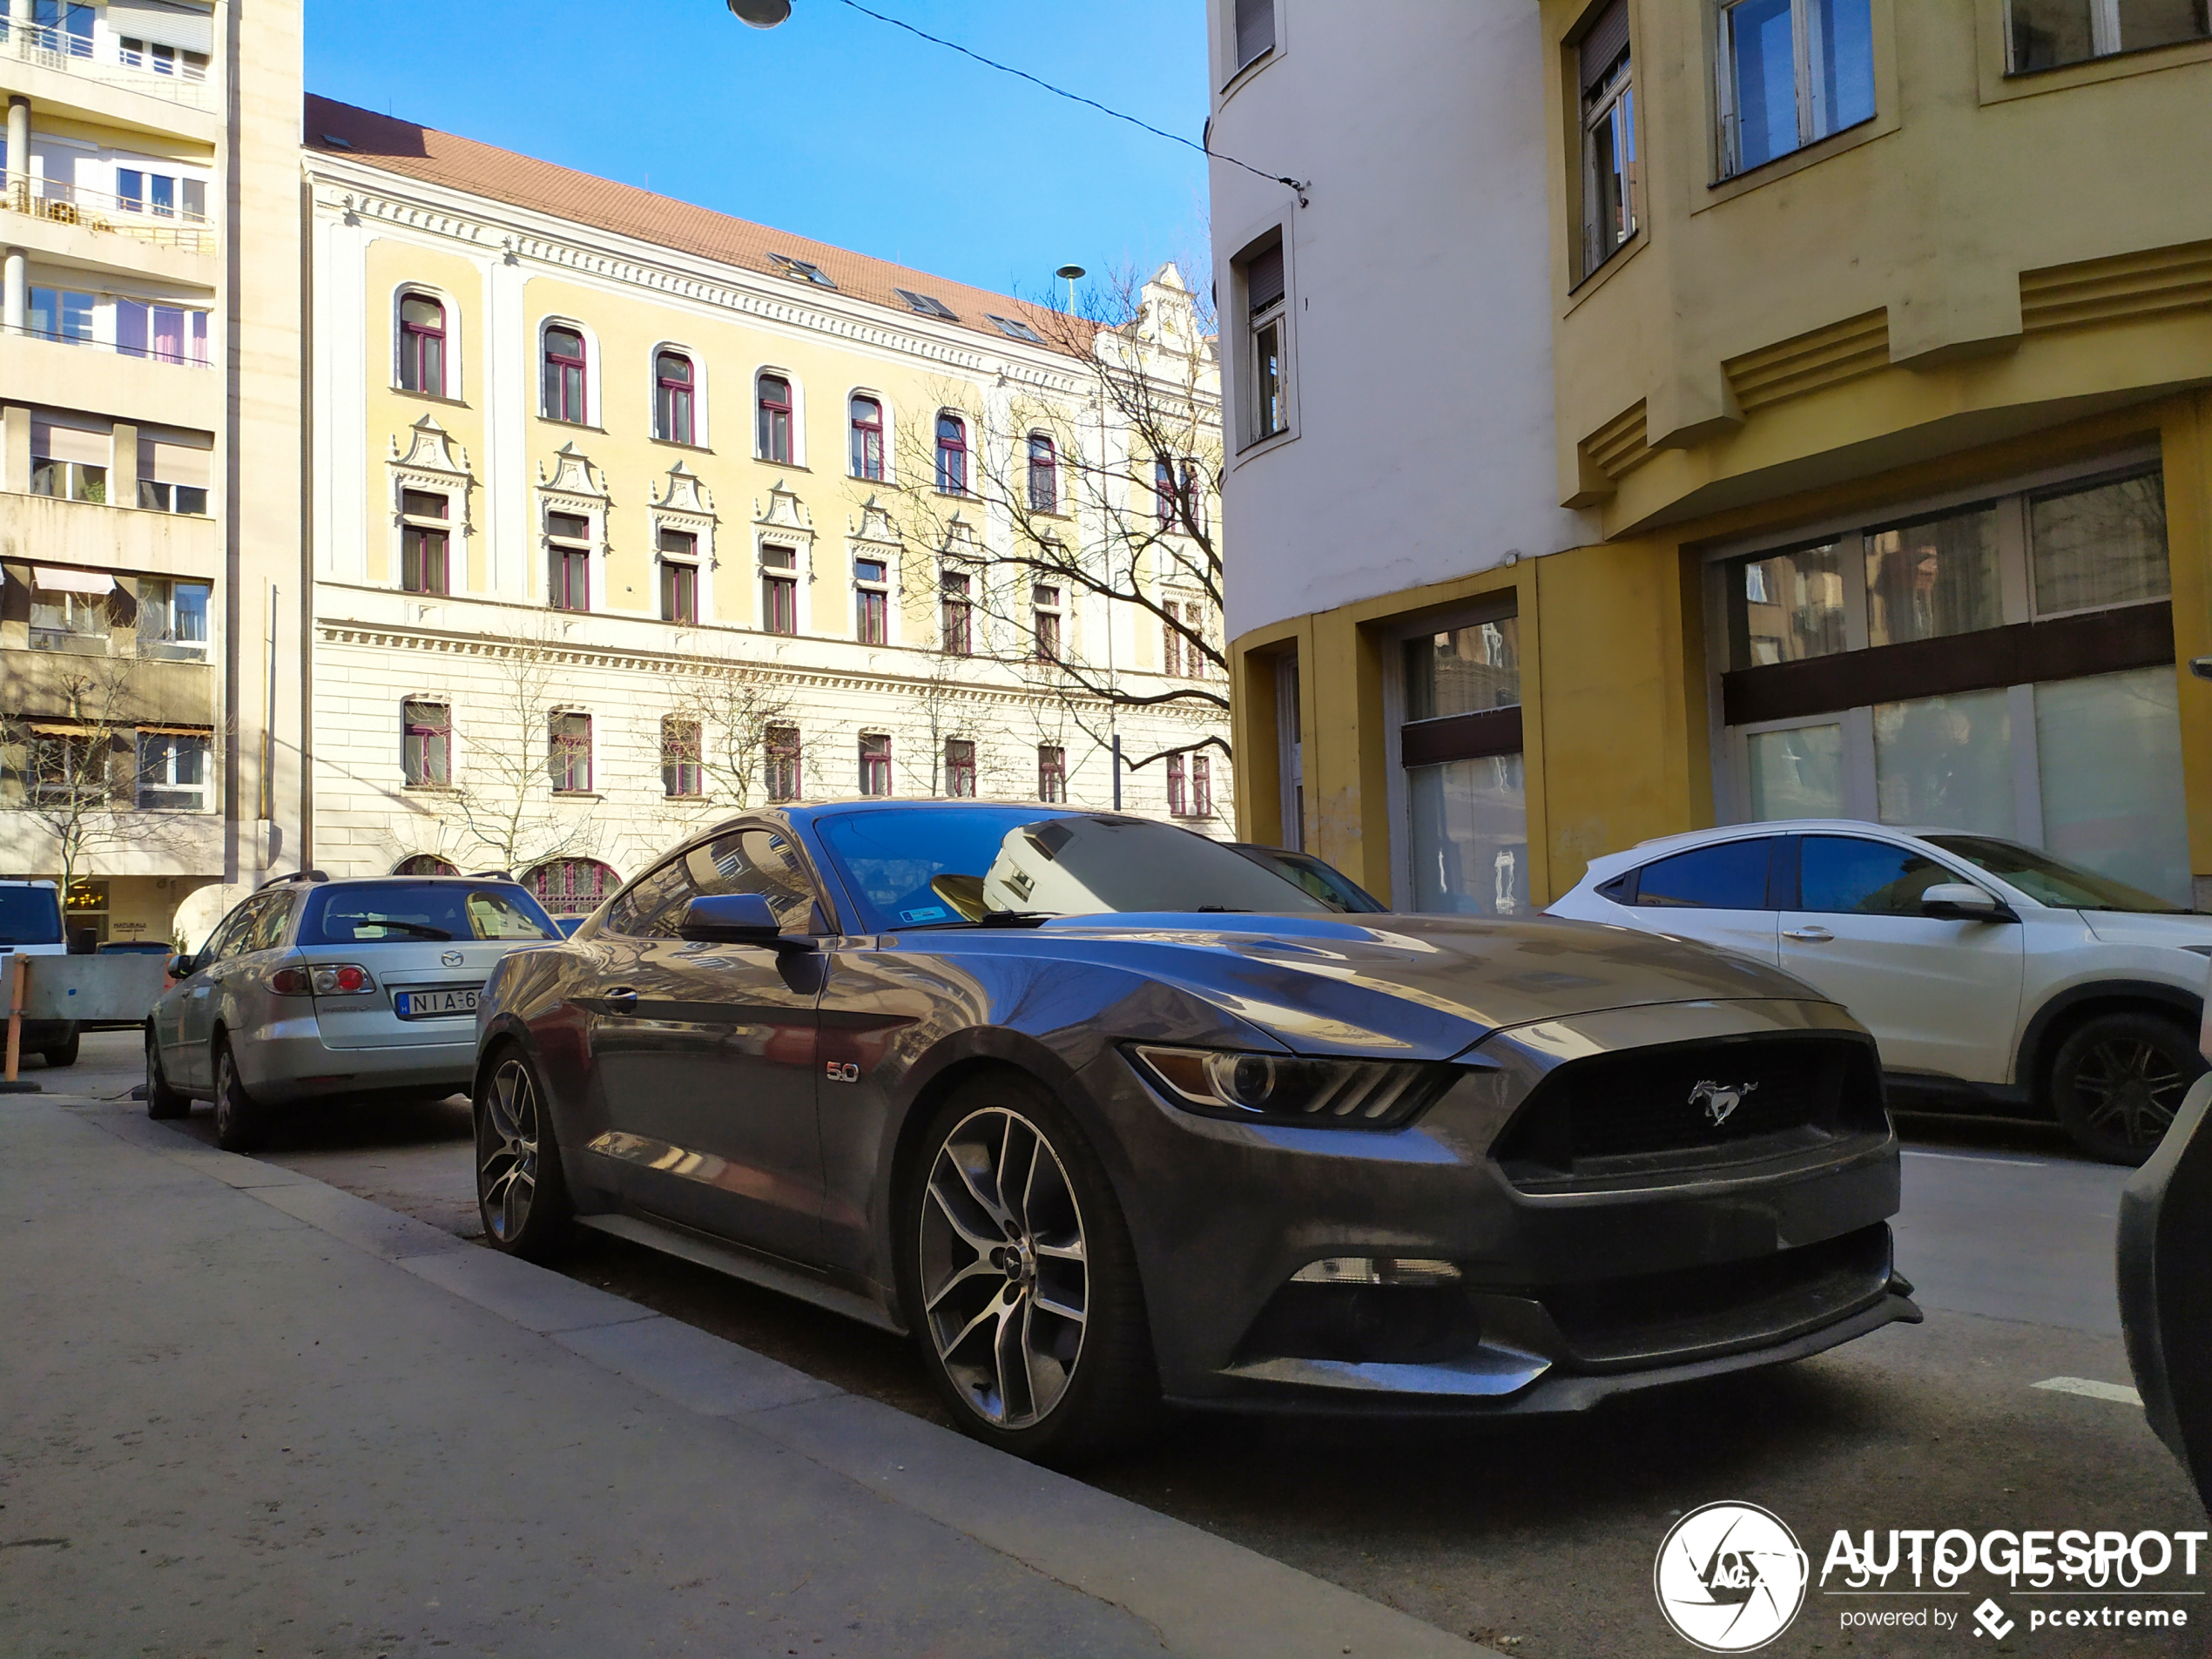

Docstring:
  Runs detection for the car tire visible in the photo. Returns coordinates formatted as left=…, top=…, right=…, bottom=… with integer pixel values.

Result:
left=898, top=1070, right=1159, bottom=1467
left=2050, top=1011, right=2206, bottom=1166
left=475, top=1045, right=573, bottom=1260
left=212, top=1039, right=266, bottom=1153
left=145, top=1027, right=188, bottom=1120
left=41, top=1028, right=79, bottom=1069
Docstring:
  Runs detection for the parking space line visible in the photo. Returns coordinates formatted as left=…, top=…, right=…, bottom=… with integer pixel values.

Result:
left=1904, top=1150, right=2049, bottom=1168
left=2033, top=1376, right=2143, bottom=1406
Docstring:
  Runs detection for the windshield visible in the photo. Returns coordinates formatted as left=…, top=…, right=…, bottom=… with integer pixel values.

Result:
left=1238, top=846, right=1387, bottom=914
left=813, top=807, right=1330, bottom=929
left=0, top=887, right=63, bottom=946
left=300, top=882, right=560, bottom=945
left=1925, top=836, right=2190, bottom=914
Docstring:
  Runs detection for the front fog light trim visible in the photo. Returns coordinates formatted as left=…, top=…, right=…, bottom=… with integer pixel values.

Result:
left=1292, top=1256, right=1463, bottom=1287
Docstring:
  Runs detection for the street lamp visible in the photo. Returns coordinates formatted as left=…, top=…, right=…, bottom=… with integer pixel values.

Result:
left=1055, top=263, right=1085, bottom=314
left=726, top=0, right=792, bottom=26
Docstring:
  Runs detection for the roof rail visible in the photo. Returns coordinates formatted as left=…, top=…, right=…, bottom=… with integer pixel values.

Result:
left=259, top=869, right=332, bottom=889
left=469, top=868, right=514, bottom=880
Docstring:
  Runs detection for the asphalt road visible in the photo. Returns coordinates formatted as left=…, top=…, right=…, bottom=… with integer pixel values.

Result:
left=40, top=1032, right=2209, bottom=1656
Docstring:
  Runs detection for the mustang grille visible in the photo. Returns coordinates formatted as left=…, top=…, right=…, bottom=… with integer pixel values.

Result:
left=1490, top=1031, right=1885, bottom=1186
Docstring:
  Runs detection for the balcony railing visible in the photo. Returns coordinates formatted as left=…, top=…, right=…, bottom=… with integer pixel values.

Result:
left=2, top=174, right=214, bottom=253
left=1, top=320, right=213, bottom=368
left=0, top=20, right=214, bottom=110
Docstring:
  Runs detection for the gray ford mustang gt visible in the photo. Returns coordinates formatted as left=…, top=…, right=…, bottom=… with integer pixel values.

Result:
left=473, top=800, right=1918, bottom=1464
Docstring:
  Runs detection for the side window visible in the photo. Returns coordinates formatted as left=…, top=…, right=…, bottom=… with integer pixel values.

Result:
left=1634, top=840, right=1775, bottom=909
left=246, top=894, right=297, bottom=953
left=202, top=900, right=259, bottom=964
left=685, top=827, right=820, bottom=932
left=1799, top=837, right=1955, bottom=917
left=604, top=856, right=698, bottom=939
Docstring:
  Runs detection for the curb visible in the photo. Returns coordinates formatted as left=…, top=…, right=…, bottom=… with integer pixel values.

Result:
left=64, top=1098, right=1495, bottom=1659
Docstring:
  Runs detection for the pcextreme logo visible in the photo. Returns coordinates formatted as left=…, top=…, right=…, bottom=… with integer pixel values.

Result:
left=1654, top=1501, right=1811, bottom=1652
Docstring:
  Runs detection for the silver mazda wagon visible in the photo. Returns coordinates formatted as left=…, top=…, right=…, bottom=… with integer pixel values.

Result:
left=146, top=871, right=561, bottom=1150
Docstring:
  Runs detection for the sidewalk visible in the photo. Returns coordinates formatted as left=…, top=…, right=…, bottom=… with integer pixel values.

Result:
left=0, top=1096, right=1488, bottom=1659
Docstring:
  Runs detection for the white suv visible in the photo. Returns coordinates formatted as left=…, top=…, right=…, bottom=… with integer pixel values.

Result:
left=1549, top=821, right=2209, bottom=1164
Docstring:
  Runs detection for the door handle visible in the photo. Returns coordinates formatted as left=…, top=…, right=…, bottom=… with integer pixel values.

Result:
left=602, top=987, right=638, bottom=1015
left=1783, top=927, right=1834, bottom=942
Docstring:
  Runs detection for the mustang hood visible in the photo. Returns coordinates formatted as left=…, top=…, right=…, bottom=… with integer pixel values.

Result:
left=1032, top=911, right=1828, bottom=1060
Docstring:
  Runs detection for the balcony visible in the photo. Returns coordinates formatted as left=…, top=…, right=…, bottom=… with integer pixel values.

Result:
left=0, top=19, right=212, bottom=111
left=3, top=173, right=213, bottom=254
left=0, top=327, right=215, bottom=428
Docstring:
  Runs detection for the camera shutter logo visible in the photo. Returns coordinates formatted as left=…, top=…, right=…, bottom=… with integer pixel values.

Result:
left=1654, top=1501, right=1809, bottom=1652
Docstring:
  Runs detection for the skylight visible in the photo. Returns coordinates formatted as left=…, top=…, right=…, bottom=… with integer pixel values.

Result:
left=896, top=288, right=960, bottom=321
left=769, top=253, right=838, bottom=290
left=320, top=133, right=353, bottom=150
left=988, top=314, right=1043, bottom=345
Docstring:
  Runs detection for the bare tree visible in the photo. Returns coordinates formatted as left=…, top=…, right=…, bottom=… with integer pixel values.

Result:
left=0, top=655, right=200, bottom=904
left=664, top=647, right=799, bottom=815
left=888, top=261, right=1231, bottom=778
left=436, top=619, right=604, bottom=875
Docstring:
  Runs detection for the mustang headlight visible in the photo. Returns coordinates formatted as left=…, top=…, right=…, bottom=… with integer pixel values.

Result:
left=1127, top=1044, right=1448, bottom=1129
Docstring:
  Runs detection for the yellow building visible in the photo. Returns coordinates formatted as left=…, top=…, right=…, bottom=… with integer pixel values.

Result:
left=0, top=0, right=305, bottom=947
left=1210, top=0, right=2212, bottom=914
left=302, top=101, right=1227, bottom=913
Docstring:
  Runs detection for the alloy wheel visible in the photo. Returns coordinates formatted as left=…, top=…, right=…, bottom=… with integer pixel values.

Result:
left=479, top=1057, right=542, bottom=1244
left=919, top=1106, right=1089, bottom=1429
left=2073, top=1036, right=2188, bottom=1149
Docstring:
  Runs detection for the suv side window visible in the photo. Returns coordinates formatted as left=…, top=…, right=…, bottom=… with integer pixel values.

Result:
left=203, top=899, right=265, bottom=965
left=1799, top=836, right=1955, bottom=916
left=1633, top=840, right=1775, bottom=910
left=244, top=892, right=296, bottom=954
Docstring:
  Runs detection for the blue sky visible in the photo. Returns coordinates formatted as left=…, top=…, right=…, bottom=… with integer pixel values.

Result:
left=307, top=0, right=1213, bottom=307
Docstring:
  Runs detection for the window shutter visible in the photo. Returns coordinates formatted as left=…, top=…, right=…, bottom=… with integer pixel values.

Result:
left=31, top=417, right=111, bottom=468
left=1234, top=0, right=1275, bottom=69
left=1579, top=0, right=1631, bottom=93
left=107, top=0, right=212, bottom=53
left=140, top=432, right=212, bottom=487
left=1245, top=243, right=1285, bottom=313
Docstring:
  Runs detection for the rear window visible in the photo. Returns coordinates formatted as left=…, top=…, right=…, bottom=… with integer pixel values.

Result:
left=299, top=882, right=557, bottom=946
left=0, top=887, right=64, bottom=946
left=1634, top=840, right=1775, bottom=910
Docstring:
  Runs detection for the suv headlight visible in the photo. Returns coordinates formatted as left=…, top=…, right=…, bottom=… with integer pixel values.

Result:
left=1127, top=1044, right=1449, bottom=1129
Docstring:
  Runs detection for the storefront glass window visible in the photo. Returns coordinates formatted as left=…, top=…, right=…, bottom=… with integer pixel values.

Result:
left=1731, top=543, right=1847, bottom=666
left=1865, top=506, right=2003, bottom=646
left=1873, top=690, right=2015, bottom=836
left=2030, top=473, right=2169, bottom=617
left=1406, top=618, right=1521, bottom=720
left=1408, top=753, right=1528, bottom=917
left=2034, top=667, right=2191, bottom=905
left=1746, top=724, right=1845, bottom=819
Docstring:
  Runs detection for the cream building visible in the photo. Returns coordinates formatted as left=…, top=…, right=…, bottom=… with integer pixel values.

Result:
left=302, top=100, right=1228, bottom=916
left=0, top=0, right=304, bottom=947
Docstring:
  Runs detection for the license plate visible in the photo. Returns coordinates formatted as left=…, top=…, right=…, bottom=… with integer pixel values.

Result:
left=395, top=987, right=479, bottom=1020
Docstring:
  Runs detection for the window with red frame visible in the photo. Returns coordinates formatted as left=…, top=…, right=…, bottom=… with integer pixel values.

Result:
left=401, top=489, right=449, bottom=595
left=935, top=412, right=968, bottom=495
left=1167, top=752, right=1190, bottom=815
left=543, top=325, right=587, bottom=422
left=654, top=351, right=695, bottom=445
left=1028, top=432, right=1058, bottom=514
left=1033, top=584, right=1062, bottom=662
left=859, top=733, right=892, bottom=797
left=527, top=857, right=617, bottom=917
left=1154, top=456, right=1178, bottom=529
left=661, top=716, right=702, bottom=798
left=1163, top=597, right=1209, bottom=678
left=941, top=569, right=973, bottom=655
left=757, top=374, right=793, bottom=463
left=1179, top=460, right=1208, bottom=536
left=854, top=558, right=889, bottom=645
left=548, top=511, right=590, bottom=610
left=1192, top=753, right=1213, bottom=817
left=850, top=395, right=884, bottom=480
left=549, top=711, right=592, bottom=792
left=945, top=738, right=976, bottom=798
left=765, top=725, right=802, bottom=800
left=401, top=699, right=449, bottom=786
left=761, top=546, right=798, bottom=634
left=658, top=528, right=698, bottom=624
left=1037, top=745, right=1066, bottom=803
left=400, top=293, right=445, bottom=396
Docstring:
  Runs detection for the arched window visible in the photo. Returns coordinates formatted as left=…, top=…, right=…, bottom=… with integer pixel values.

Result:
left=399, top=293, right=445, bottom=395
left=392, top=853, right=458, bottom=876
left=757, top=373, right=793, bottom=463
left=1027, top=431, right=1057, bottom=514
left=524, top=857, right=619, bottom=917
left=850, top=394, right=884, bottom=481
left=543, top=325, right=587, bottom=422
left=654, top=351, right=695, bottom=444
left=935, top=412, right=968, bottom=496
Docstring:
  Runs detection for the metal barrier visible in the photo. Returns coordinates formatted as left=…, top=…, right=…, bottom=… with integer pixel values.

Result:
left=2, top=954, right=172, bottom=1082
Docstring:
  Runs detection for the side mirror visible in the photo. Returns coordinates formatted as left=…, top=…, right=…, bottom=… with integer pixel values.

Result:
left=168, top=954, right=197, bottom=980
left=1922, top=882, right=2012, bottom=922
left=678, top=893, right=791, bottom=948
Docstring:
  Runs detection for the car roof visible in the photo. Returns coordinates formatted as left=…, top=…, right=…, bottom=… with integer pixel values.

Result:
left=0, top=880, right=58, bottom=889
left=1582, top=819, right=1958, bottom=879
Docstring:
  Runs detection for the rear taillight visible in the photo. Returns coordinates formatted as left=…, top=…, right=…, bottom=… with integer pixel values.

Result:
left=280, top=963, right=376, bottom=995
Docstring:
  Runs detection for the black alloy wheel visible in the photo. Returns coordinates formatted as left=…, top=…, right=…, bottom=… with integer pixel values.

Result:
left=2051, top=1011, right=2206, bottom=1166
left=900, top=1071, right=1157, bottom=1467
left=145, top=1027, right=188, bottom=1120
left=211, top=1040, right=264, bottom=1152
left=475, top=1049, right=571, bottom=1259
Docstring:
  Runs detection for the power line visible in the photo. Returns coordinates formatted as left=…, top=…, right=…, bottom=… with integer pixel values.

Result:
left=830, top=0, right=1310, bottom=205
